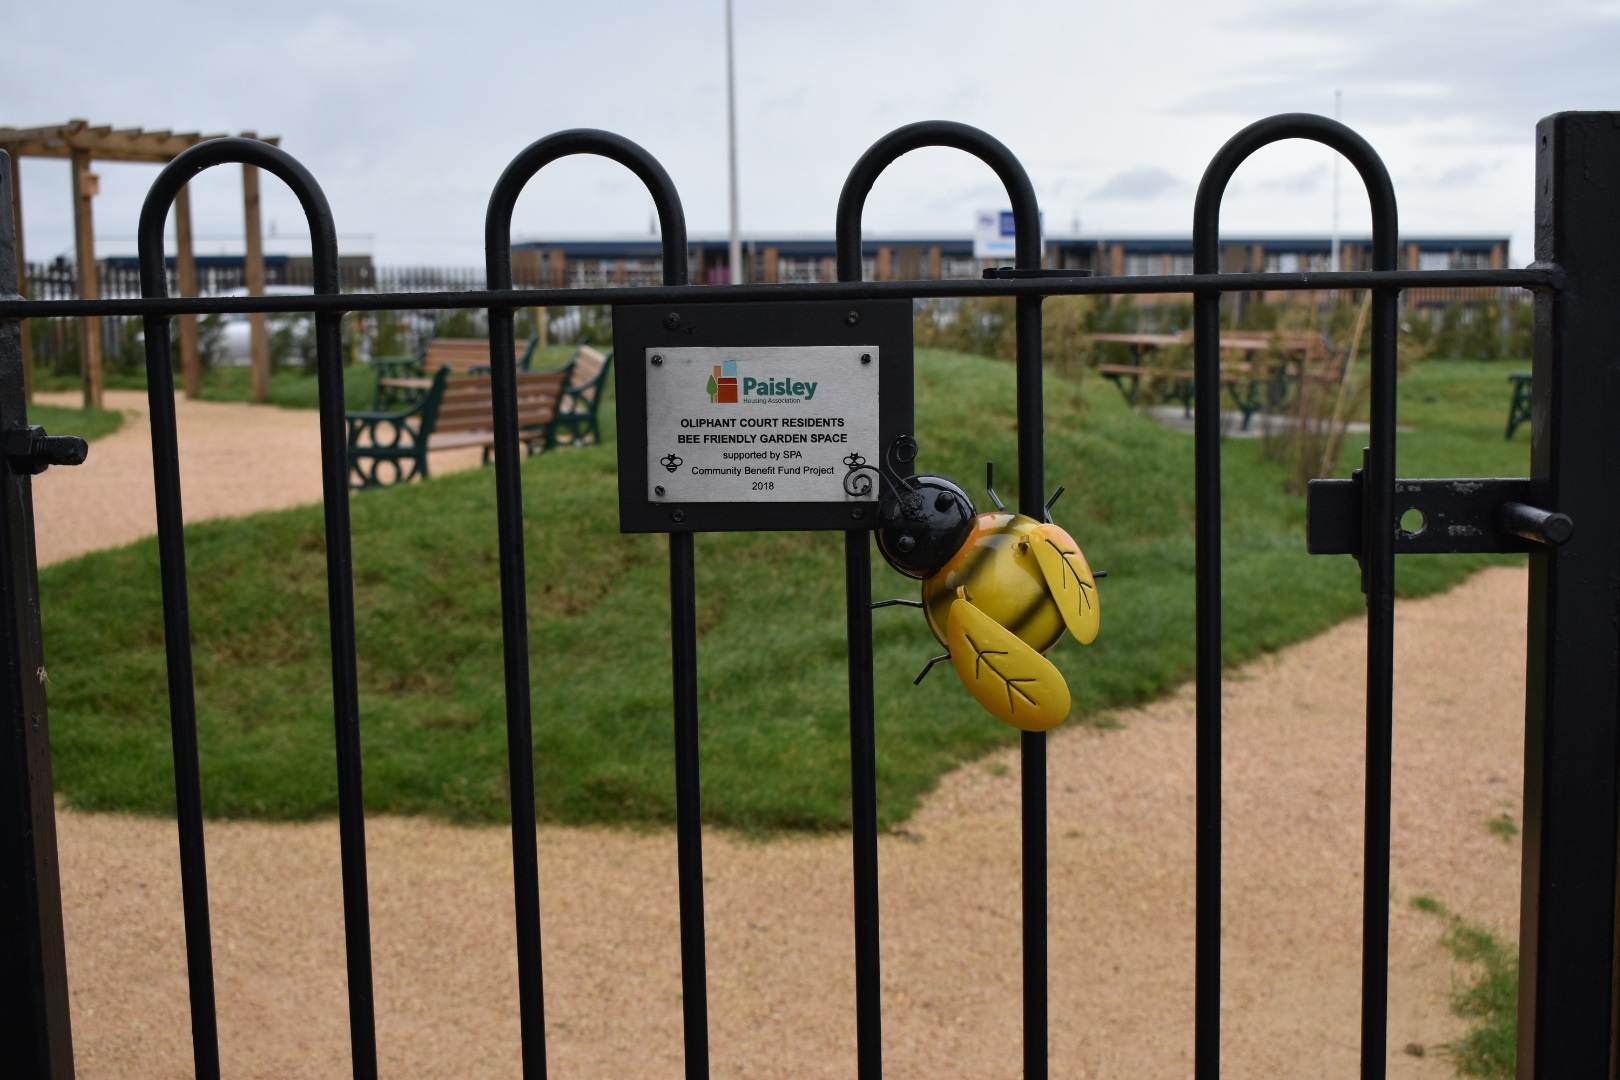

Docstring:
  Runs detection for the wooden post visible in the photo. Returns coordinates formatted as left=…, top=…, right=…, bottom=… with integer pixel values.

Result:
left=174, top=183, right=201, bottom=398
left=69, top=148, right=102, bottom=410
left=241, top=144, right=269, bottom=404
left=8, top=150, right=31, bottom=400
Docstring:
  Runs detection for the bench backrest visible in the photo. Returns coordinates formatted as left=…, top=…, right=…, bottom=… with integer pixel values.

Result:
left=422, top=338, right=495, bottom=376
left=434, top=370, right=569, bottom=436
left=569, top=345, right=609, bottom=391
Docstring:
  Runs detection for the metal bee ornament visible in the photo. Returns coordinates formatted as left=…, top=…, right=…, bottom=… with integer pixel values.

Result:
left=875, top=461, right=1101, bottom=732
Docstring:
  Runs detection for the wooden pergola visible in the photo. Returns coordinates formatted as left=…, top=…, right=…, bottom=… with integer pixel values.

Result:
left=0, top=119, right=281, bottom=408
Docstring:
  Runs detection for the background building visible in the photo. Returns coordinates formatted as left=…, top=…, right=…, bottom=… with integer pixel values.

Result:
left=511, top=231, right=1510, bottom=302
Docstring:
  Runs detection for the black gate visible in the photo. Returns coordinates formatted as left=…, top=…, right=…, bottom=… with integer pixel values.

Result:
left=1, top=111, right=1615, bottom=1079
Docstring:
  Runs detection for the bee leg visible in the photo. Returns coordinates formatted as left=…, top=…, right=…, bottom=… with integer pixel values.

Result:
left=1043, top=485, right=1066, bottom=523
left=871, top=598, right=924, bottom=610
left=913, top=652, right=951, bottom=685
left=985, top=461, right=1006, bottom=511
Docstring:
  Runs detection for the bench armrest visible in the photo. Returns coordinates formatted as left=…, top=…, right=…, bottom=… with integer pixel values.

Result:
left=346, top=399, right=433, bottom=423
left=369, top=354, right=423, bottom=376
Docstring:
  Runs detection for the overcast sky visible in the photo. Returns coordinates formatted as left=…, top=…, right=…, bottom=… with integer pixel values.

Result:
left=7, top=0, right=1616, bottom=268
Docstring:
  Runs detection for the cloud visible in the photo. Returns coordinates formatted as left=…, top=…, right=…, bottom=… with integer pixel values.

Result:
left=759, top=85, right=810, bottom=114
left=1434, top=161, right=1496, bottom=189
left=1088, top=166, right=1182, bottom=202
left=1258, top=164, right=1329, bottom=194
left=1177, top=0, right=1620, bottom=144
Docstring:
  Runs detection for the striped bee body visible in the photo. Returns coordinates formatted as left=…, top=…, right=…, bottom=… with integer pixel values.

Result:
left=922, top=513, right=1067, bottom=655
left=876, top=468, right=1101, bottom=732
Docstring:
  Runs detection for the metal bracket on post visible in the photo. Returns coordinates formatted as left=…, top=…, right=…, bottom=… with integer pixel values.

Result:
left=1307, top=467, right=1571, bottom=561
left=5, top=426, right=88, bottom=476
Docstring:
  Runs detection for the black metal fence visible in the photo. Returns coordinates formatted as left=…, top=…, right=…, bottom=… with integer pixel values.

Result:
left=1, top=111, right=1615, bottom=1080
left=19, top=257, right=1535, bottom=386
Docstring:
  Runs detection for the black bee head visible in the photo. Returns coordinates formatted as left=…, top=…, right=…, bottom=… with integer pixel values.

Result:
left=875, top=475, right=976, bottom=579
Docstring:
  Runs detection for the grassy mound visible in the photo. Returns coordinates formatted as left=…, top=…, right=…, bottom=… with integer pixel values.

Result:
left=39, top=351, right=1526, bottom=832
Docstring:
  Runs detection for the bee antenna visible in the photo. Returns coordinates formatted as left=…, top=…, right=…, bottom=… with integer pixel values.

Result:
left=985, top=461, right=1005, bottom=512
left=913, top=653, right=951, bottom=685
left=1043, top=485, right=1066, bottom=523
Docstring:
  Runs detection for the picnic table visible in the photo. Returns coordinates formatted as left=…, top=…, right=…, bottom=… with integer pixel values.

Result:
left=1088, top=329, right=1339, bottom=431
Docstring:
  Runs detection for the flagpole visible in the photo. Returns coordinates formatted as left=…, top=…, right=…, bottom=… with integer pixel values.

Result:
left=725, top=0, right=743, bottom=285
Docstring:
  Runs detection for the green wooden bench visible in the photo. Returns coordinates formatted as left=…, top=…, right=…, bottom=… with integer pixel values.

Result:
left=368, top=337, right=540, bottom=410
left=551, top=345, right=613, bottom=447
left=1506, top=372, right=1532, bottom=439
left=346, top=365, right=570, bottom=489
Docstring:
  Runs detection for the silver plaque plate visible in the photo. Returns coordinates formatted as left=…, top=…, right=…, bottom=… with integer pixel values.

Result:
left=645, top=345, right=880, bottom=503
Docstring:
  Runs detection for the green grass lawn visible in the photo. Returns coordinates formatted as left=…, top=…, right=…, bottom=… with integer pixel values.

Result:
left=28, top=402, right=125, bottom=444
left=36, top=351, right=1527, bottom=831
left=30, top=344, right=582, bottom=415
left=1412, top=894, right=1517, bottom=1077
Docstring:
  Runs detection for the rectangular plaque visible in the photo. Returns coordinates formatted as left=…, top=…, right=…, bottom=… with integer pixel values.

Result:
left=646, top=345, right=878, bottom=502
left=613, top=300, right=913, bottom=533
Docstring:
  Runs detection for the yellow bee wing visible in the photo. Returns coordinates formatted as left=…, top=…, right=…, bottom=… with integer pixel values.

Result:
left=1029, top=523, right=1100, bottom=646
left=946, top=591, right=1071, bottom=732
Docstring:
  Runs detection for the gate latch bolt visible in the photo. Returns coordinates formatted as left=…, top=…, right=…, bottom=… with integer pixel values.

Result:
left=6, top=426, right=89, bottom=475
left=1499, top=501, right=1574, bottom=546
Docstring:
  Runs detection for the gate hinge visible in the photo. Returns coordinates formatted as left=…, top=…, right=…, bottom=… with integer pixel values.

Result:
left=1307, top=470, right=1571, bottom=561
left=6, top=426, right=88, bottom=476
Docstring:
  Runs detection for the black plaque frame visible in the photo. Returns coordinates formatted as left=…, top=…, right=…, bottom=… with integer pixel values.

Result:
left=613, top=299, right=914, bottom=533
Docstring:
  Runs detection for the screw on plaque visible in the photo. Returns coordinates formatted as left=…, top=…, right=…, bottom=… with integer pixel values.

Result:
left=651, top=354, right=664, bottom=367
left=860, top=353, right=872, bottom=364
left=845, top=310, right=861, bottom=326
left=663, top=312, right=682, bottom=330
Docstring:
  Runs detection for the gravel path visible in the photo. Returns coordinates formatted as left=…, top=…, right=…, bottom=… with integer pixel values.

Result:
left=32, top=389, right=486, bottom=567
left=52, top=533, right=1527, bottom=1078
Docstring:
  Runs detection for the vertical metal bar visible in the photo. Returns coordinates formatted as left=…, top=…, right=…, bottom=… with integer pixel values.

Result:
left=0, top=149, right=75, bottom=1079
left=1190, top=284, right=1221, bottom=1080
left=311, top=294, right=380, bottom=1080
left=1015, top=290, right=1048, bottom=1080
left=1360, top=288, right=1399, bottom=1080
left=1193, top=113, right=1397, bottom=1080
left=1516, top=110, right=1620, bottom=1078
left=668, top=529, right=710, bottom=1078
left=138, top=212, right=222, bottom=1080
left=836, top=196, right=886, bottom=1080
left=844, top=530, right=882, bottom=1079
left=484, top=130, right=691, bottom=1078
left=837, top=119, right=1044, bottom=1078
left=485, top=295, right=548, bottom=1078
left=138, top=139, right=377, bottom=1080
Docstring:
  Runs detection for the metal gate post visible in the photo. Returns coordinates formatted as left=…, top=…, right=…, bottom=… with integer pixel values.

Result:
left=0, top=149, right=75, bottom=1078
left=1517, top=111, right=1620, bottom=1077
